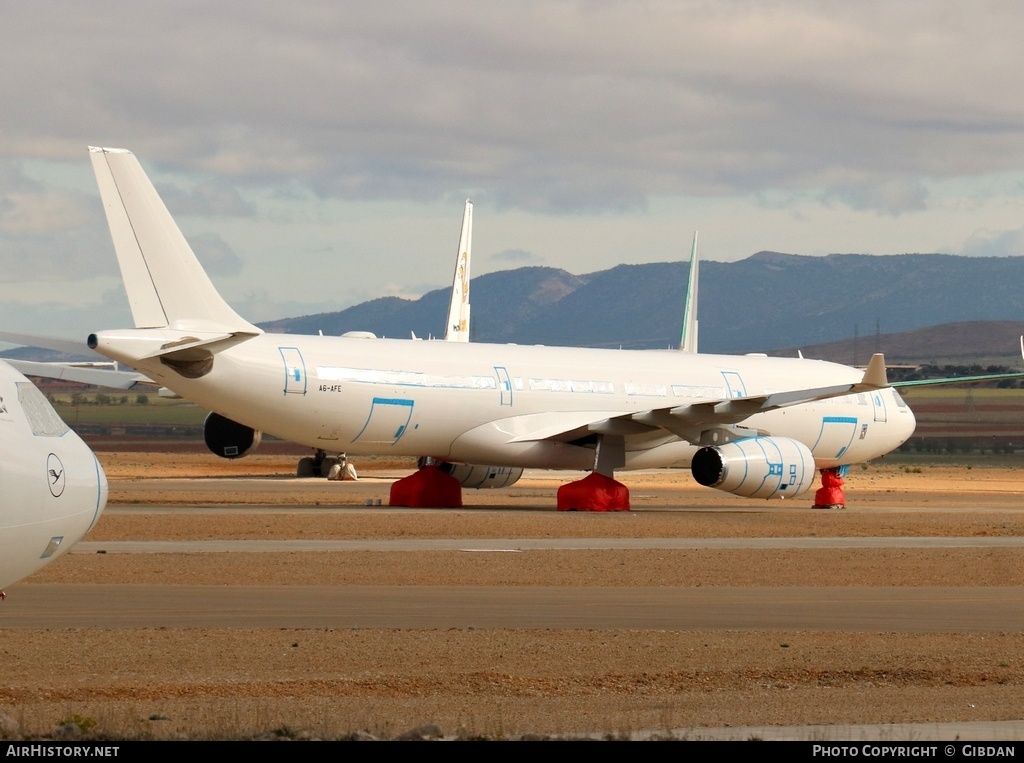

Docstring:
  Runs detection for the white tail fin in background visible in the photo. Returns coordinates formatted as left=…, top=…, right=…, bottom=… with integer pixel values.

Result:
left=444, top=199, right=472, bottom=342
left=89, top=147, right=260, bottom=335
left=678, top=231, right=699, bottom=352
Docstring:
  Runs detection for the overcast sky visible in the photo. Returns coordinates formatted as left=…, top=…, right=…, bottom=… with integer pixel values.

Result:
left=2, top=1, right=1024, bottom=336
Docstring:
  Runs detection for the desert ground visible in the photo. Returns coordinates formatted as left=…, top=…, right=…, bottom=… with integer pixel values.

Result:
left=2, top=450, right=1024, bottom=741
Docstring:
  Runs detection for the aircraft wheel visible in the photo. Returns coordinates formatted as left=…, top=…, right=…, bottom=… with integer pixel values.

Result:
left=318, top=456, right=340, bottom=478
left=296, top=457, right=316, bottom=478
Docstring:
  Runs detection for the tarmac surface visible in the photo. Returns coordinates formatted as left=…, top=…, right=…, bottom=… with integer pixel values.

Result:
left=5, top=583, right=1024, bottom=632
left=3, top=457, right=1024, bottom=741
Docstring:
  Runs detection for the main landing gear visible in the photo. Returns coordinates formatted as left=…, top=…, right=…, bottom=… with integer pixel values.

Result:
left=389, top=456, right=462, bottom=508
left=556, top=434, right=630, bottom=512
left=812, top=466, right=847, bottom=509
left=297, top=450, right=358, bottom=480
left=388, top=436, right=631, bottom=511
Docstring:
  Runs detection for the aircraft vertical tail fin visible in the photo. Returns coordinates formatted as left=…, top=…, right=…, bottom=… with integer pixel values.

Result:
left=88, top=147, right=260, bottom=335
left=678, top=231, right=699, bottom=352
left=444, top=199, right=473, bottom=342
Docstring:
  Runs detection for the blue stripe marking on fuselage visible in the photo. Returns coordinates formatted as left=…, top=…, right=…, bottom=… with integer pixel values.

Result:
left=372, top=397, right=414, bottom=407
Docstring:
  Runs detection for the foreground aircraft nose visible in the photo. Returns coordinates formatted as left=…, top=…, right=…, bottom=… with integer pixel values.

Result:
left=0, top=362, right=108, bottom=590
left=1, top=429, right=108, bottom=590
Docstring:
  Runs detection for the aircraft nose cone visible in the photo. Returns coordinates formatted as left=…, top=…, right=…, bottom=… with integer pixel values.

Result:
left=900, top=406, right=917, bottom=447
left=92, top=456, right=109, bottom=529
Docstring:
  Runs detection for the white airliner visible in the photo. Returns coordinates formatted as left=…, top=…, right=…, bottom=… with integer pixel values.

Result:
left=0, top=361, right=107, bottom=593
left=80, top=146, right=927, bottom=510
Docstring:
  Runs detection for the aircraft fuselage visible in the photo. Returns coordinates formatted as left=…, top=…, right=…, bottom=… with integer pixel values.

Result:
left=90, top=330, right=916, bottom=471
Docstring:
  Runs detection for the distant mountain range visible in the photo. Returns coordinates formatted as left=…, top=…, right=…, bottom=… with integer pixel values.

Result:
left=770, top=321, right=1024, bottom=367
left=5, top=252, right=1022, bottom=368
left=260, top=252, right=1024, bottom=358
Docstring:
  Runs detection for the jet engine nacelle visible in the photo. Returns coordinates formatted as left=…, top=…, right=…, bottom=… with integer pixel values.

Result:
left=419, top=459, right=524, bottom=489
left=204, top=412, right=261, bottom=459
left=690, top=436, right=816, bottom=500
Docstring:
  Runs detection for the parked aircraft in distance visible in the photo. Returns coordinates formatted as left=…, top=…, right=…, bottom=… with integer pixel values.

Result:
left=679, top=232, right=699, bottom=353
left=445, top=200, right=472, bottom=343
left=0, top=361, right=107, bottom=594
left=78, top=146, right=936, bottom=510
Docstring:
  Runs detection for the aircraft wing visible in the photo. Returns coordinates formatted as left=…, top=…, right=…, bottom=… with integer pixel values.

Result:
left=891, top=337, right=1024, bottom=390
left=892, top=372, right=1024, bottom=389
left=510, top=354, right=892, bottom=445
left=4, top=359, right=151, bottom=390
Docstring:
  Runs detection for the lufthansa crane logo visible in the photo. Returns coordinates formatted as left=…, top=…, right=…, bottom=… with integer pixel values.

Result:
left=46, top=453, right=65, bottom=497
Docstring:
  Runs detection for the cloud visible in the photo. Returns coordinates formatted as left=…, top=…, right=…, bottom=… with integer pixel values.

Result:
left=0, top=161, right=43, bottom=194
left=821, top=178, right=930, bottom=216
left=0, top=190, right=91, bottom=235
left=0, top=284, right=132, bottom=336
left=381, top=281, right=427, bottom=301
left=1, top=3, right=1022, bottom=214
left=959, top=227, right=1024, bottom=258
left=158, top=181, right=257, bottom=218
left=0, top=224, right=114, bottom=283
left=488, top=248, right=542, bottom=265
left=4, top=2, right=1024, bottom=335
left=233, top=290, right=339, bottom=324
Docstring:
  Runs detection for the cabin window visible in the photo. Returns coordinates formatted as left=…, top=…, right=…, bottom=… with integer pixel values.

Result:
left=16, top=382, right=70, bottom=437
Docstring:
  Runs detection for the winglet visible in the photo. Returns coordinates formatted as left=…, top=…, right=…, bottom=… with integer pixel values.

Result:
left=678, top=231, right=699, bottom=352
left=862, top=353, right=889, bottom=388
left=444, top=199, right=472, bottom=342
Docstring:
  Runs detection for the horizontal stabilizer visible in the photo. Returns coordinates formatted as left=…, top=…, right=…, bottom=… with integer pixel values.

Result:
left=87, top=328, right=258, bottom=374
left=0, top=331, right=92, bottom=356
left=137, top=333, right=236, bottom=361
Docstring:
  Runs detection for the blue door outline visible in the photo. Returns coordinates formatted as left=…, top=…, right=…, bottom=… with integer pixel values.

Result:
left=279, top=347, right=307, bottom=395
left=495, top=366, right=512, bottom=406
left=352, top=397, right=415, bottom=446
left=721, top=371, right=746, bottom=398
left=870, top=391, right=887, bottom=422
left=812, top=416, right=858, bottom=460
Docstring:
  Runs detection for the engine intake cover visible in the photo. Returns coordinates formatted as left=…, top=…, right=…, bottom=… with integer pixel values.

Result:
left=204, top=412, right=261, bottom=460
left=691, top=436, right=815, bottom=499
left=432, top=461, right=524, bottom=489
